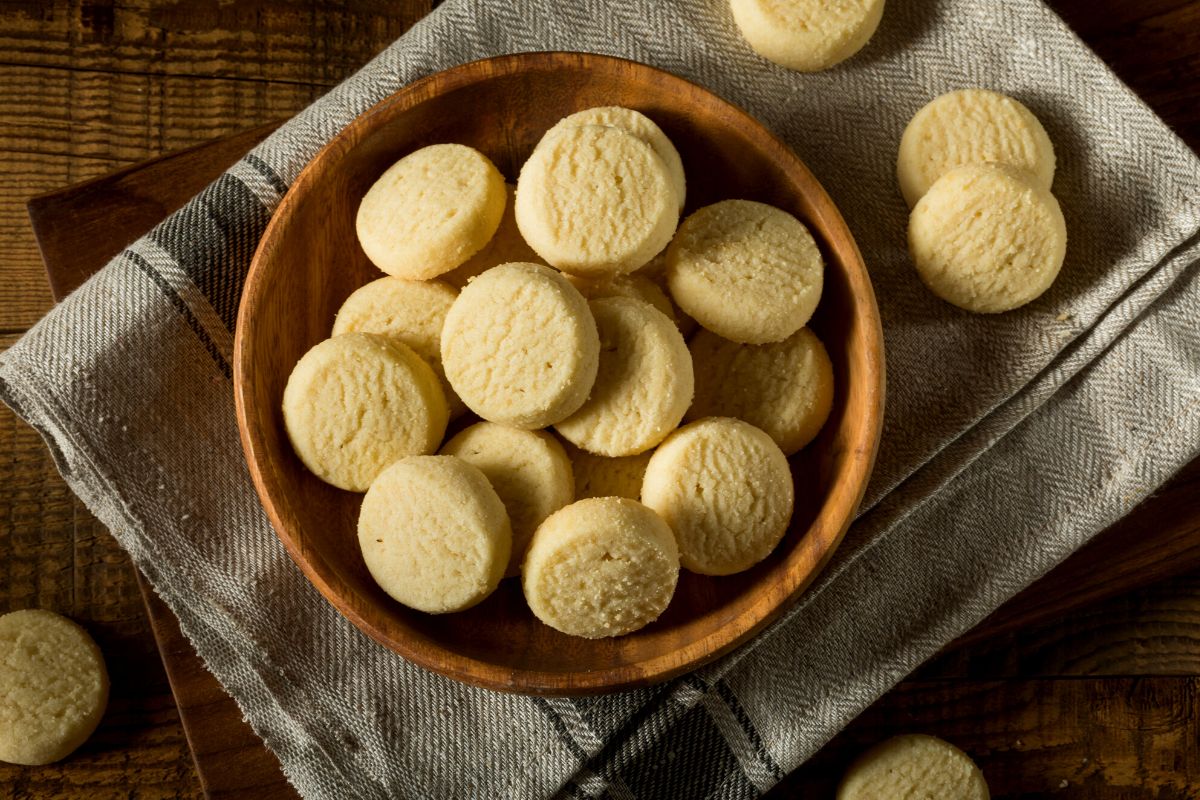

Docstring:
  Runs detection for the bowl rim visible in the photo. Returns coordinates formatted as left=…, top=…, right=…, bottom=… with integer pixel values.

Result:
left=234, top=51, right=886, bottom=695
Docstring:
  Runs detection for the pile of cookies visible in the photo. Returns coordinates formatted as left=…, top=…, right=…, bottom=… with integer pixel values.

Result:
left=282, top=107, right=835, bottom=639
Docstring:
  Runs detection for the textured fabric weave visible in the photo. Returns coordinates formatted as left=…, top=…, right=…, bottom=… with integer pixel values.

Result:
left=3, top=1, right=1200, bottom=797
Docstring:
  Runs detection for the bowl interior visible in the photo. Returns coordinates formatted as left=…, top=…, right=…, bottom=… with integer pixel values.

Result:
left=235, top=53, right=883, bottom=694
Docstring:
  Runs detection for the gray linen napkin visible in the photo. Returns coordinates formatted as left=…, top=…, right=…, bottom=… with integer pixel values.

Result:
left=4, top=0, right=1200, bottom=797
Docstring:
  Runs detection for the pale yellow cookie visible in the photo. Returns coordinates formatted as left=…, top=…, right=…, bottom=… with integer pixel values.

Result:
left=688, top=327, right=834, bottom=455
left=356, top=143, right=506, bottom=279
left=667, top=199, right=823, bottom=344
left=543, top=106, right=686, bottom=211
left=522, top=497, right=679, bottom=638
left=443, top=184, right=545, bottom=289
left=331, top=276, right=465, bottom=418
left=282, top=333, right=449, bottom=492
left=898, top=88, right=1056, bottom=208
left=729, top=0, right=886, bottom=72
left=837, top=734, right=990, bottom=800
left=515, top=125, right=678, bottom=277
left=638, top=250, right=698, bottom=337
left=565, top=442, right=653, bottom=501
left=567, top=273, right=677, bottom=328
left=642, top=417, right=794, bottom=575
left=358, top=455, right=511, bottom=613
left=441, top=422, right=574, bottom=577
left=556, top=296, right=694, bottom=457
left=0, top=609, right=108, bottom=765
left=441, top=262, right=600, bottom=428
left=909, top=163, right=1067, bottom=313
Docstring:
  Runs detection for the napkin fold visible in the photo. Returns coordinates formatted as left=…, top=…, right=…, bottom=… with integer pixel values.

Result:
left=4, top=0, right=1200, bottom=797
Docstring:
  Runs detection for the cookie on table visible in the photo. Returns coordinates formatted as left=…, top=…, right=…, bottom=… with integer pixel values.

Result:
left=516, top=125, right=678, bottom=277
left=332, top=276, right=465, bottom=418
left=356, top=143, right=506, bottom=279
left=441, top=262, right=600, bottom=429
left=283, top=333, right=448, bottom=492
left=667, top=199, right=823, bottom=344
left=729, top=0, right=886, bottom=72
left=688, top=327, right=834, bottom=455
left=0, top=609, right=108, bottom=766
left=358, top=455, right=511, bottom=613
left=566, top=443, right=654, bottom=501
left=555, top=296, right=694, bottom=457
left=523, top=497, right=679, bottom=638
left=441, top=422, right=574, bottom=577
left=642, top=417, right=794, bottom=575
left=837, top=734, right=990, bottom=800
left=443, top=184, right=545, bottom=289
left=897, top=88, right=1056, bottom=208
left=908, top=163, right=1067, bottom=313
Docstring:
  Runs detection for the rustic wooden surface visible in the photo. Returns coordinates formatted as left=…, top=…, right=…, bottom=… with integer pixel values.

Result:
left=1, top=0, right=1199, bottom=797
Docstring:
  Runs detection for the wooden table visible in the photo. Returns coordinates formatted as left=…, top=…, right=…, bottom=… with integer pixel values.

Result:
left=1, top=2, right=1197, bottom=797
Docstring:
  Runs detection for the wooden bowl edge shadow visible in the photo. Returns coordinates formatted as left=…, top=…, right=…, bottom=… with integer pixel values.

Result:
left=233, top=52, right=886, bottom=696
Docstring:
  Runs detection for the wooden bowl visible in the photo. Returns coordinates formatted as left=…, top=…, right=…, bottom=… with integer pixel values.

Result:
left=235, top=52, right=884, bottom=695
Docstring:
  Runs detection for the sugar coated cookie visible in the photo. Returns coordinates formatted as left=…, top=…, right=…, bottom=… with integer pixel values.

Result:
left=566, top=443, right=653, bottom=501
left=0, top=609, right=108, bottom=765
left=358, top=455, right=511, bottom=613
left=897, top=88, right=1056, bottom=208
left=331, top=276, right=465, bottom=417
left=283, top=333, right=448, bottom=492
left=523, top=497, right=679, bottom=638
left=838, top=734, right=990, bottom=800
left=638, top=250, right=698, bottom=337
left=516, top=125, right=678, bottom=277
left=556, top=296, right=693, bottom=457
left=441, top=422, right=574, bottom=576
left=441, top=262, right=600, bottom=428
left=729, top=0, right=886, bottom=72
left=567, top=273, right=680, bottom=332
left=544, top=106, right=686, bottom=211
left=356, top=143, right=506, bottom=279
left=688, top=327, right=834, bottom=455
left=642, top=417, right=794, bottom=575
left=444, top=184, right=545, bottom=289
left=667, top=199, right=823, bottom=344
left=909, top=163, right=1067, bottom=313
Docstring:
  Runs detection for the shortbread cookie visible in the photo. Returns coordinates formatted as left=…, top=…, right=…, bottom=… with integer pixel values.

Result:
left=642, top=417, right=794, bottom=575
left=441, top=422, right=574, bottom=576
left=523, top=497, right=679, bottom=638
left=332, top=276, right=465, bottom=417
left=566, top=443, right=653, bottom=501
left=283, top=333, right=448, bottom=492
left=0, top=609, right=108, bottom=765
left=909, top=163, right=1067, bottom=313
left=444, top=184, right=544, bottom=289
left=516, top=125, right=678, bottom=277
left=688, top=327, right=834, bottom=455
left=668, top=199, right=823, bottom=344
left=567, top=273, right=677, bottom=327
left=729, top=0, right=886, bottom=72
left=441, top=262, right=600, bottom=428
left=544, top=106, right=686, bottom=211
left=358, top=455, right=511, bottom=613
left=556, top=296, right=693, bottom=457
left=837, top=734, right=990, bottom=800
left=638, top=250, right=698, bottom=337
left=897, top=88, right=1056, bottom=207
left=356, top=143, right=506, bottom=279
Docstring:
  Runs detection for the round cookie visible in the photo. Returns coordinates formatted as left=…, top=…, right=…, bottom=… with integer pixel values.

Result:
left=332, top=276, right=465, bottom=418
left=515, top=124, right=678, bottom=277
left=908, top=162, right=1067, bottom=313
left=358, top=455, right=511, bottom=613
left=356, top=143, right=506, bottom=279
left=567, top=273, right=678, bottom=329
left=441, top=262, right=600, bottom=428
left=0, top=609, right=108, bottom=765
left=441, top=422, right=574, bottom=577
left=688, top=327, right=834, bottom=455
left=444, top=184, right=545, bottom=289
left=729, top=0, right=886, bottom=72
left=523, top=497, right=679, bottom=638
left=565, top=442, right=654, bottom=501
left=667, top=199, right=823, bottom=344
left=555, top=296, right=694, bottom=457
left=543, top=106, right=686, bottom=211
left=642, top=417, right=795, bottom=575
left=283, top=333, right=449, bottom=492
left=637, top=250, right=698, bottom=337
left=897, top=88, right=1056, bottom=208
left=837, top=734, right=990, bottom=800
